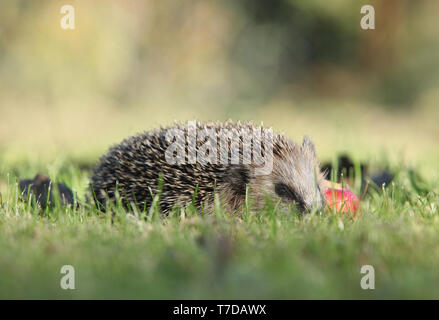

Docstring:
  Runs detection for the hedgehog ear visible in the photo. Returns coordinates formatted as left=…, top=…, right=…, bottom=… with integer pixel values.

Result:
left=301, top=136, right=316, bottom=158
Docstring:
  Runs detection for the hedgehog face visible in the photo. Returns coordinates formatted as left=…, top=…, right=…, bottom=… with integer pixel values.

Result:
left=274, top=137, right=325, bottom=213
left=249, top=136, right=326, bottom=213
left=270, top=158, right=325, bottom=213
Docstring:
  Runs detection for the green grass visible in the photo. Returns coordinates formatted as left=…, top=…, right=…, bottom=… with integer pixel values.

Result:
left=0, top=160, right=438, bottom=299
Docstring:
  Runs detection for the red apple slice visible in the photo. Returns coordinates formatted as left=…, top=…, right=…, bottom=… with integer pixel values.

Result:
left=324, top=184, right=360, bottom=216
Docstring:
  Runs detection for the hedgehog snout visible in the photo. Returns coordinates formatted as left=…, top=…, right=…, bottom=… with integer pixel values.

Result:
left=303, top=188, right=325, bottom=212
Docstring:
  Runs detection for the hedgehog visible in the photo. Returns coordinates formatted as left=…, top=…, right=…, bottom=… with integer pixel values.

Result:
left=90, top=121, right=327, bottom=215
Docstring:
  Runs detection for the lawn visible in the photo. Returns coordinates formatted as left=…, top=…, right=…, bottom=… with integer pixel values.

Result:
left=0, top=98, right=438, bottom=299
left=0, top=151, right=438, bottom=299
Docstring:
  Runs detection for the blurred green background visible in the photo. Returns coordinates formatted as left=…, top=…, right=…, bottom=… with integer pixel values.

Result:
left=0, top=0, right=438, bottom=175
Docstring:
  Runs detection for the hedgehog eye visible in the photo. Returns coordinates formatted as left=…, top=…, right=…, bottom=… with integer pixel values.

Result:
left=274, top=183, right=300, bottom=202
left=274, top=183, right=307, bottom=212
